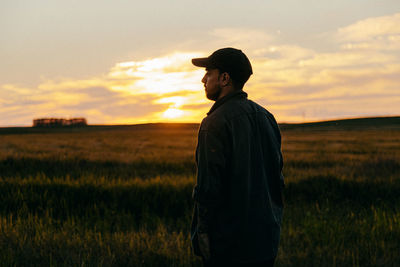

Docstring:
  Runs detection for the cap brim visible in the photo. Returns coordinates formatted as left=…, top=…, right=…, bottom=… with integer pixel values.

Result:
left=192, top=57, right=212, bottom=68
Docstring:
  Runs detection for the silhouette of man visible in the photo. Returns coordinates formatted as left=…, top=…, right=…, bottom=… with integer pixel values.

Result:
left=191, top=48, right=284, bottom=267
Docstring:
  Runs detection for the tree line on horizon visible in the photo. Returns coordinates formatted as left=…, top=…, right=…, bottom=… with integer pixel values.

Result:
left=33, top=118, right=87, bottom=127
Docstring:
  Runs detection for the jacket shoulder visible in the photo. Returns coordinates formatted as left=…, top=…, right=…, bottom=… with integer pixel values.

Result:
left=200, top=97, right=279, bottom=133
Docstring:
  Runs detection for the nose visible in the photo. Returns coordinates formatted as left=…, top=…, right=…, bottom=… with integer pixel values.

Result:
left=201, top=74, right=206, bottom=84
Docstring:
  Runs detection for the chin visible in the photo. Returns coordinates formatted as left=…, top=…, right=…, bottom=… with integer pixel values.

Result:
left=206, top=93, right=218, bottom=101
left=206, top=90, right=220, bottom=101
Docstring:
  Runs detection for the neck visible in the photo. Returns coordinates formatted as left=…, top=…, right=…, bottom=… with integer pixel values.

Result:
left=216, top=86, right=236, bottom=101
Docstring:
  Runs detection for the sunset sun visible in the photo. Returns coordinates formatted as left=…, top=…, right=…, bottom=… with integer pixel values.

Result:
left=162, top=108, right=185, bottom=119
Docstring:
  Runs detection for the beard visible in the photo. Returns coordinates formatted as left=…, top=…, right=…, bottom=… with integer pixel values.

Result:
left=205, top=87, right=221, bottom=101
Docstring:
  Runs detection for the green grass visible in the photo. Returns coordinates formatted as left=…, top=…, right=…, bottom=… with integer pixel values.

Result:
left=0, top=117, right=399, bottom=266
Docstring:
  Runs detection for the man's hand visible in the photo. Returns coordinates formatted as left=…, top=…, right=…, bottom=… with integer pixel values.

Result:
left=198, top=233, right=211, bottom=261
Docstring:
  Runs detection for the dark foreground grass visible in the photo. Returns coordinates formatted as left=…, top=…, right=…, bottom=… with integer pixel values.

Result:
left=1, top=216, right=195, bottom=267
left=0, top=175, right=399, bottom=266
left=0, top=157, right=195, bottom=179
left=0, top=119, right=399, bottom=266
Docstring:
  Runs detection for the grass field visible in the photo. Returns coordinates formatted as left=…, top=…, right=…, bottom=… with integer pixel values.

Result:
left=0, top=117, right=399, bottom=266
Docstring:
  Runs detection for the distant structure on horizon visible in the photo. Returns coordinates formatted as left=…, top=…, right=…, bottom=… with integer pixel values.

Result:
left=33, top=118, right=87, bottom=127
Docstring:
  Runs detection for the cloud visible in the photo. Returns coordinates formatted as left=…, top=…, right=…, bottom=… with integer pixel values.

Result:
left=335, top=12, right=400, bottom=52
left=0, top=52, right=210, bottom=126
left=1, top=13, right=400, bottom=126
left=336, top=13, right=400, bottom=42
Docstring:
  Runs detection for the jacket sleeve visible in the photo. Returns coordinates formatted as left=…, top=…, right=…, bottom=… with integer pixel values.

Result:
left=193, top=128, right=226, bottom=233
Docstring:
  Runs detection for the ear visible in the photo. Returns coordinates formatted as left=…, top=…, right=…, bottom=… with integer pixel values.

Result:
left=219, top=72, right=231, bottom=87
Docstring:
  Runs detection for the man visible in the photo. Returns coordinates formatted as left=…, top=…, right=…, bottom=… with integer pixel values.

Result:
left=190, top=48, right=284, bottom=267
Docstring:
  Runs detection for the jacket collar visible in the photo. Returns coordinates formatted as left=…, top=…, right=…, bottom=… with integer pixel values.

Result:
left=207, top=90, right=248, bottom=115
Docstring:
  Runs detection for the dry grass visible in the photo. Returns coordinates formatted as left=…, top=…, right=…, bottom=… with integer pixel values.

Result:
left=0, top=118, right=399, bottom=266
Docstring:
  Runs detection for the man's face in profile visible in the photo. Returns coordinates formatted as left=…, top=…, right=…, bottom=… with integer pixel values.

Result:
left=202, top=68, right=222, bottom=101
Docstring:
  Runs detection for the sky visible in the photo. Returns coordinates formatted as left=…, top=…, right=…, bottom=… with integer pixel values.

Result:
left=1, top=0, right=400, bottom=126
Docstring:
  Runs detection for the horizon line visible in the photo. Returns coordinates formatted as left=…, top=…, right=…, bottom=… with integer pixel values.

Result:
left=1, top=115, right=399, bottom=128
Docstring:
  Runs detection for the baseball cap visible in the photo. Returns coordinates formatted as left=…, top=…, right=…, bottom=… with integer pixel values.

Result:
left=192, top=48, right=253, bottom=85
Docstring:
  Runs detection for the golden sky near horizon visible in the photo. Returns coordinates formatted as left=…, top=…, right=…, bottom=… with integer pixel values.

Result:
left=1, top=1, right=400, bottom=126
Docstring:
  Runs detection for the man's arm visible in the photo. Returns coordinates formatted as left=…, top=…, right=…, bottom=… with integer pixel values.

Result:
left=194, top=128, right=226, bottom=258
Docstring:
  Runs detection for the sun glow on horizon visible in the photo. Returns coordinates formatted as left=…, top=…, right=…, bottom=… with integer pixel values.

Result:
left=162, top=108, right=185, bottom=119
left=105, top=52, right=211, bottom=122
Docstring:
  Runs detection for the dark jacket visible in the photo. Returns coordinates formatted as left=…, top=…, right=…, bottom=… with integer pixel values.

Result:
left=191, top=90, right=284, bottom=263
